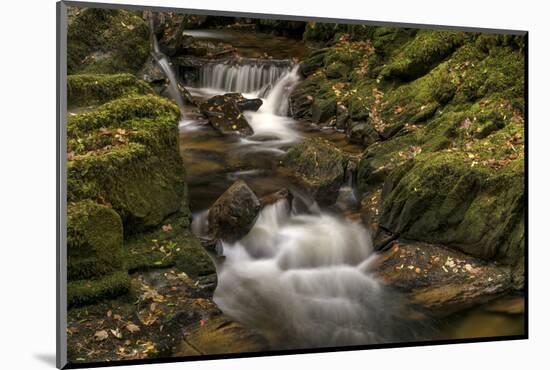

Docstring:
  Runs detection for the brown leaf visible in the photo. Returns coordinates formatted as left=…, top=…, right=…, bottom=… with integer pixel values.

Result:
left=126, top=323, right=141, bottom=333
left=110, top=328, right=123, bottom=339
left=161, top=224, right=173, bottom=232
left=94, top=330, right=109, bottom=341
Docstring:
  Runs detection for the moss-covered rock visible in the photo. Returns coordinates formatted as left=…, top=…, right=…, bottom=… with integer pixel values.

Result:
left=281, top=138, right=348, bottom=205
left=68, top=270, right=131, bottom=308
left=125, top=212, right=216, bottom=278
left=379, top=152, right=524, bottom=262
left=297, top=29, right=525, bottom=276
left=67, top=8, right=150, bottom=74
left=67, top=93, right=187, bottom=235
left=67, top=200, right=125, bottom=281
left=67, top=73, right=153, bottom=107
left=374, top=240, right=513, bottom=312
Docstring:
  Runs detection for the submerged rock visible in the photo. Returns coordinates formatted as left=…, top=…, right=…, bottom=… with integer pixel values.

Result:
left=200, top=95, right=254, bottom=136
left=373, top=240, right=513, bottom=312
left=281, top=138, right=348, bottom=206
left=208, top=180, right=261, bottom=242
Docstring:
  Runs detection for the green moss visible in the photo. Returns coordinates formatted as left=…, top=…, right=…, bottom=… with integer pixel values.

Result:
left=67, top=270, right=131, bottom=308
left=67, top=200, right=124, bottom=280
left=380, top=30, right=470, bottom=80
left=303, top=22, right=376, bottom=43
left=282, top=138, right=348, bottom=205
left=125, top=212, right=215, bottom=277
left=378, top=151, right=524, bottom=262
left=67, top=94, right=188, bottom=235
left=67, top=73, right=153, bottom=107
left=67, top=8, right=150, bottom=74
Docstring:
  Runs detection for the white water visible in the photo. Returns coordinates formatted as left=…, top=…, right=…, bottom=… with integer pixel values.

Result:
left=211, top=198, right=411, bottom=348
left=188, top=62, right=303, bottom=151
left=149, top=18, right=185, bottom=111
left=200, top=62, right=291, bottom=95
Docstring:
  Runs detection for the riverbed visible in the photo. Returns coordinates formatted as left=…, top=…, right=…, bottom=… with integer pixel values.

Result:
left=174, top=28, right=524, bottom=349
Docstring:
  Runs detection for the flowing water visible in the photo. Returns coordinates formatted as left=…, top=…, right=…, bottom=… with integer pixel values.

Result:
left=166, top=29, right=524, bottom=349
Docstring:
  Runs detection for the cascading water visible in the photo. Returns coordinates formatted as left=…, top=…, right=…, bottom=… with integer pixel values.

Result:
left=149, top=18, right=185, bottom=111
left=210, top=197, right=422, bottom=348
left=199, top=60, right=292, bottom=95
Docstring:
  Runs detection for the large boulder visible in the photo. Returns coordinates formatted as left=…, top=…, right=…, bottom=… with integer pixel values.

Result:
left=281, top=138, right=348, bottom=206
left=378, top=152, right=524, bottom=263
left=373, top=240, right=513, bottom=312
left=67, top=93, right=189, bottom=235
left=200, top=95, right=254, bottom=136
left=67, top=73, right=153, bottom=107
left=175, top=315, right=269, bottom=356
left=208, top=180, right=261, bottom=242
left=67, top=200, right=130, bottom=307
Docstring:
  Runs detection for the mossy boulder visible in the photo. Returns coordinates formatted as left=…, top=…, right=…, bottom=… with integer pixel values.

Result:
left=67, top=200, right=125, bottom=281
left=67, top=271, right=131, bottom=308
left=67, top=8, right=150, bottom=74
left=378, top=152, right=524, bottom=263
left=67, top=73, right=153, bottom=107
left=374, top=240, right=513, bottom=311
left=125, top=212, right=216, bottom=278
left=281, top=138, right=348, bottom=206
left=379, top=30, right=469, bottom=81
left=67, top=94, right=188, bottom=235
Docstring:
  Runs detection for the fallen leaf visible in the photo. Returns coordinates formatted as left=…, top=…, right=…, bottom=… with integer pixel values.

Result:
left=94, top=330, right=109, bottom=341
left=126, top=323, right=141, bottom=333
left=110, top=328, right=123, bottom=339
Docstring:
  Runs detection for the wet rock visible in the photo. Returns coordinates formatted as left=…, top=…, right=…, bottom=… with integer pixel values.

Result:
left=335, top=104, right=350, bottom=130
left=208, top=180, right=261, bottom=242
left=299, top=50, right=327, bottom=77
left=311, top=96, right=337, bottom=124
left=281, top=138, right=348, bottom=206
left=200, top=95, right=254, bottom=136
left=347, top=121, right=381, bottom=146
left=175, top=315, right=270, bottom=356
left=177, top=82, right=196, bottom=105
left=223, top=92, right=263, bottom=111
left=260, top=188, right=293, bottom=207
left=373, top=240, right=513, bottom=312
left=326, top=61, right=350, bottom=79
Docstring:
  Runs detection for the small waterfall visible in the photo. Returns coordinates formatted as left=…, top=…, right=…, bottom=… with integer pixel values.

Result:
left=212, top=197, right=416, bottom=348
left=260, top=65, right=301, bottom=116
left=148, top=17, right=185, bottom=111
left=199, top=60, right=292, bottom=94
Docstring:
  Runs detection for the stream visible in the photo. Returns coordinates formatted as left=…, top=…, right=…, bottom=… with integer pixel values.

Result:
left=156, top=29, right=523, bottom=349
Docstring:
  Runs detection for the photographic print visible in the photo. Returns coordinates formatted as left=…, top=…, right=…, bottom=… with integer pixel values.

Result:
left=58, top=1, right=526, bottom=367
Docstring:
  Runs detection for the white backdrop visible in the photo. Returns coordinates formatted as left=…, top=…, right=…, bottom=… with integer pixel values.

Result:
left=0, top=0, right=546, bottom=368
